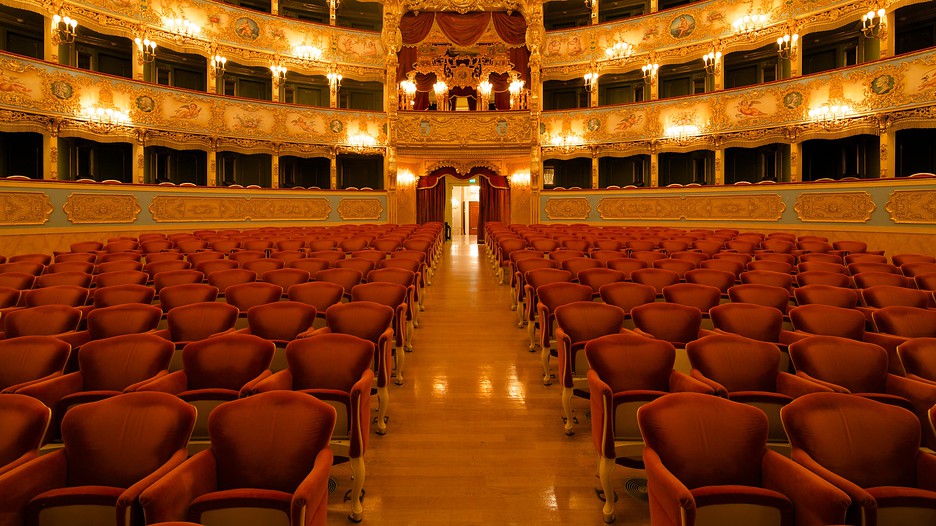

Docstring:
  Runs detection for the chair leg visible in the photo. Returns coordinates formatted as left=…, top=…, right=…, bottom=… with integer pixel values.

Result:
left=599, top=456, right=615, bottom=523
left=528, top=319, right=537, bottom=351
left=348, top=455, right=365, bottom=522
left=562, top=387, right=574, bottom=435
left=517, top=299, right=526, bottom=328
left=405, top=320, right=414, bottom=351
left=376, top=386, right=389, bottom=435
left=541, top=344, right=552, bottom=385
left=394, top=345, right=405, bottom=385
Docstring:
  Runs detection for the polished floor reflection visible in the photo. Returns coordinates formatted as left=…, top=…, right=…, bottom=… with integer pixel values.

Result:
left=326, top=236, right=651, bottom=525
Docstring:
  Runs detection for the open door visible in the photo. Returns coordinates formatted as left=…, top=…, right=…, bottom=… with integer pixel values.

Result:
left=468, top=201, right=479, bottom=235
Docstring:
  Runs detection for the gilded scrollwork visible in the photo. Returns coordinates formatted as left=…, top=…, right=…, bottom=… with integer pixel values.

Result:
left=63, top=193, right=142, bottom=224
left=885, top=189, right=936, bottom=224
left=0, top=191, right=53, bottom=225
left=397, top=113, right=532, bottom=146
left=793, top=192, right=875, bottom=223
left=338, top=199, right=384, bottom=220
left=596, top=194, right=784, bottom=221
left=545, top=198, right=591, bottom=220
left=149, top=196, right=331, bottom=222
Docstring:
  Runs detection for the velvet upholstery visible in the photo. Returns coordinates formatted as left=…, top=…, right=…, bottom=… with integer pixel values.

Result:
left=94, top=271, right=149, bottom=288
left=630, top=302, right=703, bottom=346
left=585, top=333, right=714, bottom=522
left=2, top=305, right=82, bottom=339
left=286, top=282, right=345, bottom=320
left=0, top=336, right=70, bottom=393
left=0, top=394, right=50, bottom=477
left=206, top=269, right=257, bottom=295
left=598, top=282, right=656, bottom=314
left=153, top=271, right=204, bottom=294
left=781, top=392, right=936, bottom=526
left=653, top=258, right=697, bottom=279
left=23, top=286, right=89, bottom=308
left=631, top=268, right=680, bottom=294
left=606, top=258, right=649, bottom=279
left=241, top=301, right=317, bottom=343
left=740, top=270, right=794, bottom=291
left=789, top=304, right=868, bottom=340
left=241, top=258, right=285, bottom=275
left=862, top=286, right=930, bottom=309
left=155, top=302, right=239, bottom=343
left=144, top=260, right=192, bottom=280
left=314, top=269, right=363, bottom=299
left=158, top=285, right=219, bottom=313
left=662, top=283, right=721, bottom=312
left=793, top=285, right=860, bottom=309
left=639, top=392, right=850, bottom=526
left=898, top=338, right=936, bottom=385
left=699, top=259, right=745, bottom=277
left=250, top=334, right=373, bottom=520
left=194, top=259, right=239, bottom=276
left=534, top=282, right=593, bottom=379
left=63, top=304, right=163, bottom=349
left=365, top=268, right=419, bottom=327
left=0, top=392, right=195, bottom=526
left=709, top=303, right=801, bottom=348
left=872, top=306, right=936, bottom=338
left=789, top=335, right=936, bottom=449
left=560, top=257, right=603, bottom=281
left=260, top=269, right=310, bottom=291
left=0, top=272, right=36, bottom=291
left=224, top=282, right=284, bottom=314
left=795, top=270, right=852, bottom=288
left=300, top=301, right=394, bottom=435
left=554, top=301, right=626, bottom=435
left=728, top=284, right=791, bottom=314
left=139, top=391, right=334, bottom=526
left=522, top=268, right=573, bottom=333
left=34, top=272, right=92, bottom=289
left=853, top=272, right=915, bottom=289
left=577, top=268, right=626, bottom=296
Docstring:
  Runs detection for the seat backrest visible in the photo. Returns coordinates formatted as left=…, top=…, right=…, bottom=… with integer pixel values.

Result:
left=788, top=335, right=888, bottom=393
left=92, top=283, right=156, bottom=308
left=4, top=305, right=82, bottom=337
left=182, top=334, right=274, bottom=390
left=210, top=391, right=335, bottom=492
left=598, top=282, right=656, bottom=314
left=793, top=284, right=859, bottom=309
left=246, top=301, right=317, bottom=341
left=62, top=392, right=195, bottom=488
left=315, top=268, right=364, bottom=295
left=225, top=282, right=284, bottom=312
left=287, top=281, right=345, bottom=313
left=897, top=338, right=936, bottom=382
left=684, top=268, right=736, bottom=293
left=630, top=268, right=680, bottom=294
left=365, top=268, right=416, bottom=288
left=638, top=392, right=768, bottom=489
left=709, top=303, right=783, bottom=343
left=585, top=332, right=675, bottom=393
left=325, top=301, right=394, bottom=343
left=350, top=282, right=407, bottom=309
left=87, top=304, right=163, bottom=340
left=0, top=394, right=50, bottom=473
left=166, top=302, right=239, bottom=342
left=93, top=270, right=149, bottom=288
left=577, top=268, right=626, bottom=294
left=662, top=283, right=721, bottom=312
left=630, top=302, right=702, bottom=345
left=153, top=269, right=205, bottom=293
left=861, top=285, right=930, bottom=309
left=285, top=333, right=375, bottom=392
left=872, top=306, right=936, bottom=338
left=727, top=283, right=790, bottom=313
left=852, top=271, right=914, bottom=289
left=0, top=336, right=70, bottom=390
left=23, top=285, right=89, bottom=307
left=35, top=271, right=93, bottom=289
left=207, top=269, right=257, bottom=294
left=795, top=270, right=852, bottom=288
left=789, top=304, right=866, bottom=340
left=260, top=268, right=310, bottom=290
left=78, top=333, right=174, bottom=391
left=159, top=284, right=219, bottom=312
left=687, top=334, right=780, bottom=393
left=555, top=301, right=625, bottom=345
left=535, top=282, right=593, bottom=311
left=781, top=392, right=920, bottom=488
left=0, top=272, right=35, bottom=290
left=740, top=270, right=793, bottom=291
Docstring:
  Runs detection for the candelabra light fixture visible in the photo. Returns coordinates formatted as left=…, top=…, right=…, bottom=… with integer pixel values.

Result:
left=397, top=169, right=416, bottom=188
left=665, top=124, right=700, bottom=145
left=777, top=33, right=799, bottom=60
left=732, top=13, right=768, bottom=35
left=294, top=45, right=322, bottom=62
left=134, top=32, right=156, bottom=63
left=550, top=134, right=583, bottom=153
left=808, top=103, right=851, bottom=127
left=583, top=65, right=599, bottom=93
left=477, top=77, right=493, bottom=111
left=508, top=74, right=526, bottom=110
left=642, top=62, right=659, bottom=84
left=51, top=12, right=78, bottom=45
left=80, top=104, right=132, bottom=133
left=584, top=0, right=596, bottom=9
left=327, top=65, right=342, bottom=92
left=433, top=80, right=448, bottom=110
left=605, top=41, right=634, bottom=60
left=510, top=170, right=531, bottom=189
left=212, top=54, right=227, bottom=76
left=270, top=63, right=287, bottom=81
left=861, top=8, right=887, bottom=39
left=702, top=50, right=722, bottom=76
left=399, top=73, right=417, bottom=110
left=347, top=131, right=377, bottom=153
left=164, top=17, right=200, bottom=38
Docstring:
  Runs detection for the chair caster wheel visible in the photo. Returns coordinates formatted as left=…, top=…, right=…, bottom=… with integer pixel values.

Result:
left=348, top=512, right=363, bottom=523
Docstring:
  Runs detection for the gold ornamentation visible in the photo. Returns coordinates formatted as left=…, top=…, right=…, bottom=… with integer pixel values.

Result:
left=597, top=195, right=785, bottom=221
left=545, top=198, right=591, bottom=220
left=792, top=192, right=875, bottom=223
left=397, top=113, right=532, bottom=146
left=400, top=0, right=522, bottom=15
left=0, top=191, right=53, bottom=225
left=338, top=199, right=384, bottom=220
left=149, top=196, right=330, bottom=222
left=886, top=189, right=936, bottom=224
left=63, top=193, right=142, bottom=224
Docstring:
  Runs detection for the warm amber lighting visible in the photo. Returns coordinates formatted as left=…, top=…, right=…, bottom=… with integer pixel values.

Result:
left=51, top=13, right=77, bottom=45
left=294, top=45, right=322, bottom=61
left=164, top=17, right=200, bottom=38
left=134, top=34, right=156, bottom=63
left=642, top=63, right=659, bottom=84
left=212, top=55, right=227, bottom=76
left=327, top=66, right=342, bottom=92
left=270, top=64, right=287, bottom=80
left=777, top=33, right=799, bottom=60
left=862, top=8, right=887, bottom=39
left=732, top=14, right=767, bottom=35
left=510, top=171, right=531, bottom=189
left=702, top=50, right=721, bottom=76
left=397, top=169, right=416, bottom=187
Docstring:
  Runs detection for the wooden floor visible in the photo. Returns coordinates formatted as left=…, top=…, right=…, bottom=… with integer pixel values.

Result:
left=325, top=236, right=651, bottom=525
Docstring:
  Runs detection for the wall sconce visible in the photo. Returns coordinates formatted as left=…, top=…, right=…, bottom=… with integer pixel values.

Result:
left=212, top=54, right=227, bottom=77
left=508, top=74, right=526, bottom=110
left=584, top=0, right=596, bottom=8
left=270, top=64, right=287, bottom=81
left=861, top=8, right=887, bottom=39
left=702, top=50, right=721, bottom=76
left=808, top=103, right=851, bottom=127
left=327, top=65, right=342, bottom=92
left=642, top=63, right=659, bottom=85
left=80, top=105, right=132, bottom=133
left=399, top=74, right=417, bottom=110
left=134, top=33, right=156, bottom=63
left=397, top=169, right=416, bottom=188
left=665, top=124, right=700, bottom=146
left=732, top=14, right=767, bottom=35
left=477, top=78, right=493, bottom=111
left=347, top=131, right=377, bottom=153
left=550, top=134, right=583, bottom=154
left=583, top=65, right=599, bottom=93
left=164, top=17, right=200, bottom=39
left=433, top=80, right=448, bottom=110
left=510, top=170, right=531, bottom=189
left=605, top=41, right=634, bottom=61
left=294, top=45, right=322, bottom=62
left=777, top=33, right=798, bottom=60
left=51, top=13, right=78, bottom=45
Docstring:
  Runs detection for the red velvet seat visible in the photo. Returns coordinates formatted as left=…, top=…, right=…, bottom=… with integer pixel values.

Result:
left=0, top=305, right=82, bottom=339
left=249, top=334, right=374, bottom=521
left=709, top=303, right=806, bottom=372
left=158, top=284, right=220, bottom=313
left=153, top=270, right=204, bottom=294
left=892, top=254, right=936, bottom=267
left=554, top=301, right=625, bottom=435
left=789, top=335, right=936, bottom=449
left=0, top=272, right=35, bottom=291
left=847, top=262, right=901, bottom=276
left=135, top=333, right=274, bottom=451
left=0, top=287, right=19, bottom=309
left=0, top=392, right=195, bottom=526
left=586, top=333, right=713, bottom=522
left=315, top=268, right=363, bottom=300
left=228, top=250, right=266, bottom=264
left=901, top=261, right=936, bottom=278
left=146, top=252, right=186, bottom=265
left=34, top=272, right=92, bottom=289
left=236, top=301, right=317, bottom=371
left=513, top=258, right=558, bottom=324
left=728, top=283, right=791, bottom=314
left=740, top=270, right=794, bottom=291
left=151, top=302, right=239, bottom=370
left=261, top=268, right=310, bottom=292
left=0, top=336, right=70, bottom=394
left=853, top=271, right=915, bottom=289
left=639, top=392, right=850, bottom=526
left=224, top=282, right=283, bottom=316
left=186, top=251, right=225, bottom=266
left=301, top=301, right=394, bottom=435
left=23, top=285, right=89, bottom=308
left=795, top=270, right=852, bottom=288
left=781, top=392, right=936, bottom=526
left=206, top=268, right=256, bottom=295
left=749, top=260, right=794, bottom=274
left=631, top=268, right=680, bottom=295
left=662, top=283, right=721, bottom=313
left=0, top=262, right=44, bottom=276
left=144, top=260, right=192, bottom=281
left=241, top=257, right=285, bottom=275
left=793, top=284, right=859, bottom=308
left=0, top=394, right=50, bottom=477
left=561, top=257, right=603, bottom=281
left=898, top=338, right=936, bottom=386
left=798, top=261, right=848, bottom=275
left=43, top=261, right=94, bottom=275
left=535, top=282, right=593, bottom=381
left=308, top=250, right=346, bottom=267
left=631, top=302, right=706, bottom=372
left=93, top=270, right=149, bottom=288
left=861, top=285, right=930, bottom=311
left=194, top=259, right=238, bottom=276
left=687, top=334, right=831, bottom=452
left=522, top=268, right=573, bottom=334
left=58, top=303, right=163, bottom=354
left=578, top=268, right=626, bottom=298
left=92, top=284, right=155, bottom=309
left=699, top=258, right=745, bottom=278
left=351, top=282, right=409, bottom=383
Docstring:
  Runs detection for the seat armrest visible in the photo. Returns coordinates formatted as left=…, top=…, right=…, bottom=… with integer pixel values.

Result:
left=139, top=450, right=218, bottom=524
left=642, top=447, right=695, bottom=526
left=3, top=371, right=64, bottom=394
left=132, top=371, right=188, bottom=394
left=248, top=370, right=293, bottom=395
left=886, top=374, right=936, bottom=412
left=297, top=327, right=330, bottom=339
left=291, top=448, right=334, bottom=526
left=918, top=451, right=936, bottom=492
left=776, top=372, right=834, bottom=398
left=239, top=370, right=273, bottom=397
left=123, top=371, right=170, bottom=392
left=792, top=448, right=876, bottom=518
left=14, top=371, right=84, bottom=408
left=119, top=448, right=191, bottom=526
left=761, top=450, right=850, bottom=526
left=0, top=451, right=68, bottom=525
left=795, top=371, right=849, bottom=393
left=689, top=370, right=727, bottom=397
left=669, top=370, right=715, bottom=394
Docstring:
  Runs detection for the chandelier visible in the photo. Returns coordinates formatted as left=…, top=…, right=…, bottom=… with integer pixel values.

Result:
left=550, top=134, right=583, bottom=153
left=605, top=41, right=634, bottom=61
left=433, top=80, right=448, bottom=110
left=327, top=64, right=342, bottom=92
left=808, top=103, right=851, bottom=126
left=861, top=8, right=887, bottom=39
left=51, top=13, right=78, bottom=45
left=399, top=73, right=417, bottom=110
left=80, top=105, right=132, bottom=133
left=777, top=33, right=798, bottom=60
left=295, top=45, right=322, bottom=62
left=347, top=132, right=377, bottom=153
left=732, top=14, right=767, bottom=35
left=270, top=63, right=287, bottom=81
left=212, top=54, right=227, bottom=77
left=508, top=74, right=526, bottom=110
left=164, top=17, right=200, bottom=39
left=583, top=67, right=599, bottom=93
left=665, top=124, right=700, bottom=145
left=477, top=78, right=493, bottom=111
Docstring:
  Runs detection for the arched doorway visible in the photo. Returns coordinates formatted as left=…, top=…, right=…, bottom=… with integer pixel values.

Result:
left=416, top=166, right=510, bottom=243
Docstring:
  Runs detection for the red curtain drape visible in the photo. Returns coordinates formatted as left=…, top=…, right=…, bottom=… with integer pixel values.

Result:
left=416, top=172, right=446, bottom=224
left=400, top=12, right=435, bottom=45
left=417, top=167, right=509, bottom=237
left=476, top=168, right=509, bottom=244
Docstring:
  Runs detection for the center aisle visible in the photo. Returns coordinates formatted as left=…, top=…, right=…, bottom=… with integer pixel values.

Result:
left=326, top=236, right=651, bottom=525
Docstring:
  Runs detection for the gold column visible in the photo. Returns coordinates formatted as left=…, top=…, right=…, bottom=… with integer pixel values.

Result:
left=591, top=0, right=598, bottom=24
left=714, top=144, right=724, bottom=185
left=879, top=10, right=892, bottom=59
left=589, top=76, right=599, bottom=107
left=271, top=0, right=279, bottom=15
left=43, top=131, right=58, bottom=180
left=272, top=76, right=282, bottom=103
left=271, top=149, right=280, bottom=188
left=531, top=145, right=541, bottom=224
left=208, top=139, right=218, bottom=186
left=133, top=130, right=145, bottom=184
left=650, top=153, right=659, bottom=187
left=329, top=148, right=338, bottom=189
left=880, top=116, right=895, bottom=178
left=330, top=0, right=336, bottom=26
left=43, top=17, right=60, bottom=64
left=591, top=147, right=599, bottom=188
left=329, top=82, right=338, bottom=108
left=207, top=61, right=218, bottom=94
left=650, top=0, right=658, bottom=13
left=790, top=141, right=801, bottom=183
left=133, top=47, right=146, bottom=82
